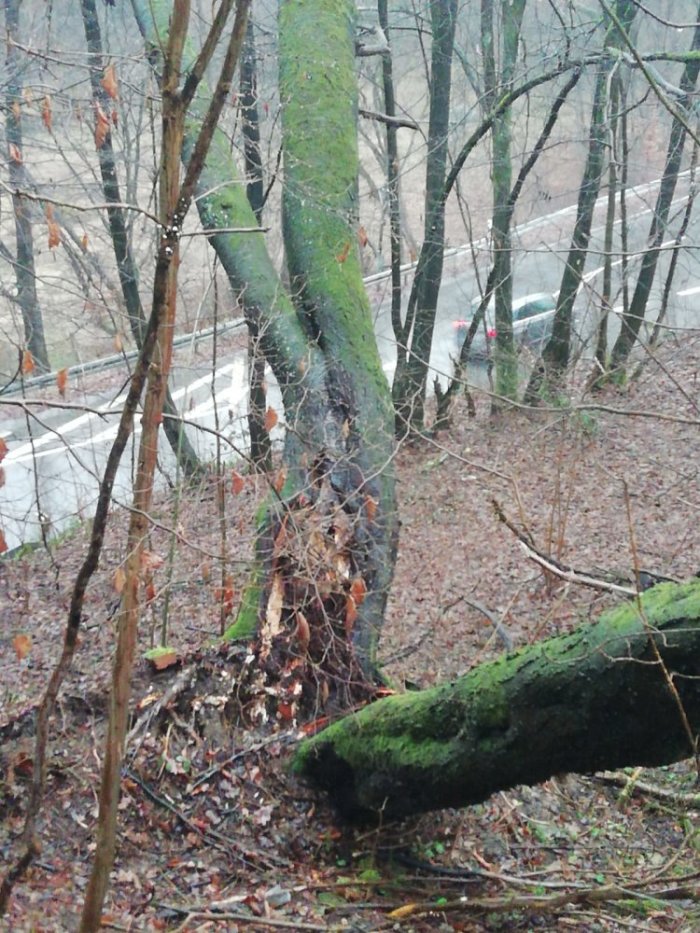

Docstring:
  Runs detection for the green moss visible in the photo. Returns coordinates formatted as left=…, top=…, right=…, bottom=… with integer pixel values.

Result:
left=223, top=566, right=264, bottom=642
left=294, top=580, right=700, bottom=818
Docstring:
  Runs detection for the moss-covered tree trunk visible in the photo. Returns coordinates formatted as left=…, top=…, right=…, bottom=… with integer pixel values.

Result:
left=133, top=0, right=398, bottom=697
left=277, top=0, right=398, bottom=686
left=482, top=0, right=526, bottom=405
left=295, top=581, right=700, bottom=821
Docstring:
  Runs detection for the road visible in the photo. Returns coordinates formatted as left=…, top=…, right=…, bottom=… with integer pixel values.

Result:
left=2, top=174, right=699, bottom=550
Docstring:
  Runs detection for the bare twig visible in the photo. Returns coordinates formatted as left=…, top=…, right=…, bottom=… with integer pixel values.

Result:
left=492, top=499, right=637, bottom=596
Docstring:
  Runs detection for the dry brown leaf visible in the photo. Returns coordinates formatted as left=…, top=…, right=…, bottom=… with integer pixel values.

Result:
left=21, top=350, right=35, bottom=375
left=264, top=407, right=278, bottom=432
left=350, top=576, right=367, bottom=606
left=94, top=101, right=110, bottom=148
left=336, top=241, right=351, bottom=263
left=12, top=634, right=32, bottom=661
left=231, top=470, right=245, bottom=495
left=80, top=232, right=89, bottom=252
left=295, top=612, right=310, bottom=652
left=357, top=224, right=368, bottom=248
left=0, top=528, right=7, bottom=554
left=0, top=467, right=5, bottom=489
left=140, top=550, right=164, bottom=572
left=114, top=566, right=126, bottom=594
left=11, top=101, right=21, bottom=120
left=113, top=333, right=124, bottom=353
left=56, top=368, right=68, bottom=397
left=9, top=142, right=22, bottom=164
left=273, top=467, right=286, bottom=494
left=364, top=495, right=378, bottom=523
left=41, top=95, right=52, bottom=131
left=101, top=63, right=119, bottom=100
left=46, top=204, right=60, bottom=249
left=345, top=595, right=357, bottom=635
left=0, top=437, right=8, bottom=464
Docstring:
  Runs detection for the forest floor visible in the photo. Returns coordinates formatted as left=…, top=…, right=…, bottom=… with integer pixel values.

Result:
left=1, top=338, right=700, bottom=931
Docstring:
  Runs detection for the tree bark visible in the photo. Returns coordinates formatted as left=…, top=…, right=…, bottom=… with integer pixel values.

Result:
left=525, top=0, right=638, bottom=402
left=240, top=20, right=272, bottom=471
left=5, top=0, right=50, bottom=373
left=482, top=0, right=526, bottom=405
left=610, top=0, right=700, bottom=372
left=392, top=0, right=457, bottom=433
left=295, top=580, right=700, bottom=821
left=80, top=0, right=202, bottom=478
left=278, top=0, right=398, bottom=679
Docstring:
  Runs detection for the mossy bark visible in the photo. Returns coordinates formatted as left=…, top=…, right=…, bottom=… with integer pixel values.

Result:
left=295, top=581, right=700, bottom=821
left=135, top=0, right=398, bottom=686
left=279, top=0, right=398, bottom=673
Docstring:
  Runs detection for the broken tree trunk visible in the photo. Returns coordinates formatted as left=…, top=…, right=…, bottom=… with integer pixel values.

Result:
left=294, top=581, right=700, bottom=821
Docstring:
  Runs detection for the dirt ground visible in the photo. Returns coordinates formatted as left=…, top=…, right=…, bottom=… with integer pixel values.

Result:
left=1, top=338, right=699, bottom=931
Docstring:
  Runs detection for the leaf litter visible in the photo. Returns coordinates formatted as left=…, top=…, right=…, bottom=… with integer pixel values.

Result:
left=1, top=338, right=699, bottom=930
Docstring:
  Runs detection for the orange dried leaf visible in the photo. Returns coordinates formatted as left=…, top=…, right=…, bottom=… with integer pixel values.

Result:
left=41, top=95, right=52, bottom=131
left=295, top=612, right=310, bottom=651
left=94, top=101, right=110, bottom=148
left=201, top=561, right=211, bottom=583
left=113, top=333, right=124, bottom=353
left=114, top=566, right=126, bottom=594
left=264, top=407, right=278, bottom=432
left=21, top=350, right=35, bottom=375
left=0, top=528, right=7, bottom=554
left=350, top=576, right=367, bottom=606
left=140, top=550, right=164, bottom=573
left=273, top=467, right=286, bottom=494
left=301, top=715, right=330, bottom=736
left=111, top=108, right=118, bottom=127
left=336, top=241, right=351, bottom=263
left=278, top=701, right=295, bottom=722
left=0, top=437, right=8, bottom=463
left=357, top=224, right=368, bottom=248
left=214, top=576, right=235, bottom=615
left=46, top=205, right=60, bottom=249
left=56, top=368, right=68, bottom=397
left=345, top=595, right=358, bottom=635
left=80, top=233, right=89, bottom=251
left=13, top=634, right=32, bottom=661
left=144, top=581, right=156, bottom=603
left=9, top=142, right=22, bottom=164
left=101, top=63, right=119, bottom=100
left=364, top=495, right=378, bottom=522
left=231, top=470, right=245, bottom=495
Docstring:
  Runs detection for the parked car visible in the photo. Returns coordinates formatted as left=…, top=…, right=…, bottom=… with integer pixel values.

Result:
left=452, top=292, right=557, bottom=361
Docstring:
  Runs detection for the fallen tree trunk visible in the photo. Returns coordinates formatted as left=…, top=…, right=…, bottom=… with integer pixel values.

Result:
left=294, top=581, right=700, bottom=821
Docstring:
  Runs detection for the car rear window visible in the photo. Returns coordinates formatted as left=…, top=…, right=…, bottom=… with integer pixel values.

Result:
left=515, top=297, right=556, bottom=320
